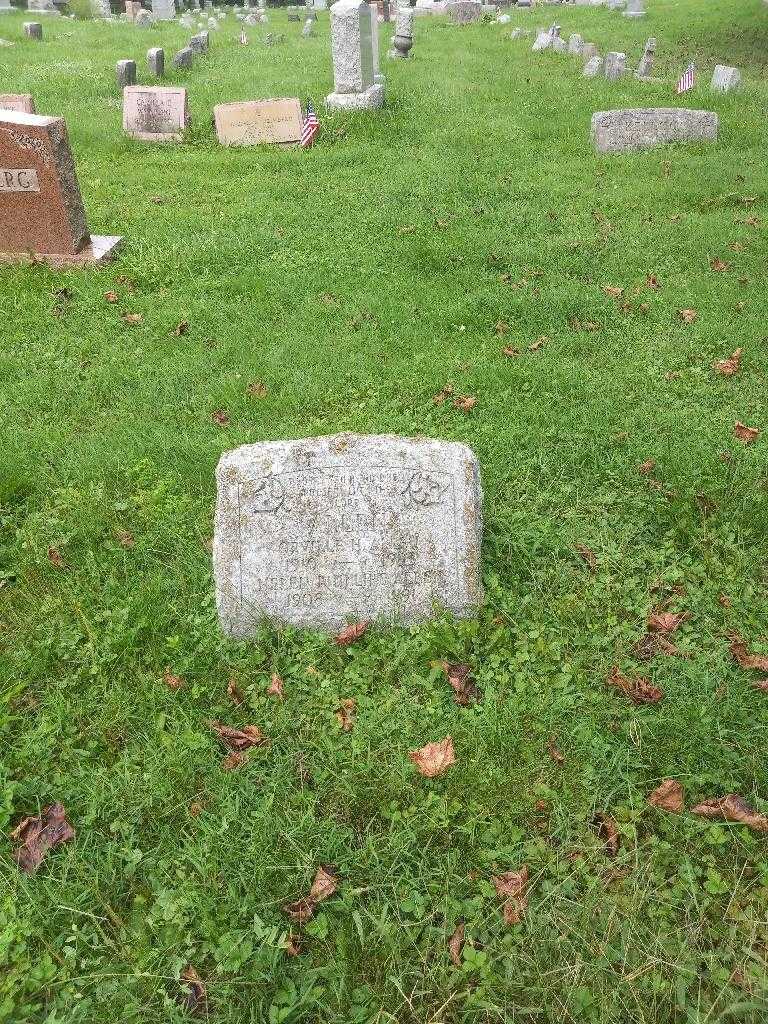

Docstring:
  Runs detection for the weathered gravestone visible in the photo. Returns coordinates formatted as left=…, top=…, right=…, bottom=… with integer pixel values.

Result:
left=623, top=0, right=645, bottom=16
left=388, top=5, right=413, bottom=58
left=152, top=0, right=176, bottom=18
left=116, top=59, right=137, bottom=88
left=446, top=0, right=482, bottom=23
left=124, top=0, right=142, bottom=20
left=0, top=94, right=36, bottom=114
left=581, top=41, right=599, bottom=61
left=583, top=55, right=603, bottom=76
left=532, top=30, right=551, bottom=51
left=567, top=33, right=583, bottom=55
left=603, top=51, right=626, bottom=79
left=368, top=2, right=384, bottom=84
left=213, top=434, right=484, bottom=634
left=173, top=45, right=193, bottom=66
left=591, top=108, right=718, bottom=153
left=27, top=0, right=59, bottom=14
left=0, top=111, right=122, bottom=266
left=123, top=85, right=188, bottom=141
left=711, top=65, right=740, bottom=92
left=24, top=22, right=43, bottom=38
left=214, top=97, right=303, bottom=145
left=635, top=36, right=655, bottom=77
left=147, top=46, right=165, bottom=76
left=301, top=17, right=314, bottom=36
left=326, top=0, right=384, bottom=111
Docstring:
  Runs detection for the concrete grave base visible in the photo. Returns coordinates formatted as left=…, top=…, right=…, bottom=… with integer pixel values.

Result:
left=0, top=235, right=123, bottom=268
left=326, top=84, right=384, bottom=111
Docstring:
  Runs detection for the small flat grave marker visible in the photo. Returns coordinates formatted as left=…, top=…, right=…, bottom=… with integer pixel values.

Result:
left=0, top=94, right=35, bottom=114
left=213, top=97, right=303, bottom=146
left=123, top=86, right=188, bottom=141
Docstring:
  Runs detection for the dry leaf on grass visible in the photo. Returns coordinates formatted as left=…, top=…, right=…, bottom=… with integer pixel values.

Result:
left=173, top=320, right=189, bottom=337
left=208, top=721, right=268, bottom=751
left=333, top=621, right=369, bottom=646
left=575, top=544, right=597, bottom=571
left=712, top=348, right=742, bottom=376
left=177, top=966, right=207, bottom=1015
left=335, top=698, right=356, bottom=732
left=121, top=312, right=143, bottom=325
left=602, top=285, right=624, bottom=298
left=47, top=547, right=66, bottom=569
left=115, top=529, right=134, bottom=548
left=447, top=921, right=465, bottom=965
left=634, top=632, right=688, bottom=661
left=547, top=738, right=565, bottom=765
left=492, top=866, right=529, bottom=925
left=691, top=794, right=768, bottom=832
left=752, top=680, right=768, bottom=692
left=211, top=409, right=230, bottom=427
left=162, top=667, right=184, bottom=690
left=104, top=290, right=118, bottom=303
left=226, top=677, right=244, bottom=705
left=247, top=380, right=268, bottom=398
left=729, top=632, right=768, bottom=673
left=444, top=662, right=480, bottom=706
left=648, top=610, right=687, bottom=634
left=432, top=384, right=454, bottom=404
left=283, top=866, right=339, bottom=924
left=648, top=779, right=684, bottom=813
left=606, top=666, right=663, bottom=704
left=646, top=273, right=661, bottom=289
left=284, top=934, right=302, bottom=956
left=453, top=395, right=477, bottom=412
left=221, top=751, right=247, bottom=771
left=409, top=736, right=455, bottom=778
left=528, top=337, right=546, bottom=352
left=710, top=258, right=729, bottom=272
left=266, top=673, right=284, bottom=698
left=638, top=459, right=656, bottom=475
left=678, top=309, right=698, bottom=324
left=592, top=812, right=620, bottom=856
left=502, top=345, right=520, bottom=357
left=11, top=802, right=75, bottom=874
left=494, top=320, right=509, bottom=335
left=734, top=421, right=760, bottom=445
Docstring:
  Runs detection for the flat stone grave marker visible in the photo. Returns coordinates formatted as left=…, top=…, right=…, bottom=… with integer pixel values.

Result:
left=213, top=97, right=303, bottom=146
left=0, top=93, right=36, bottom=114
left=123, top=86, right=188, bottom=141
left=0, top=110, right=121, bottom=266
left=213, top=434, right=484, bottom=634
left=711, top=65, right=740, bottom=93
left=591, top=108, right=718, bottom=153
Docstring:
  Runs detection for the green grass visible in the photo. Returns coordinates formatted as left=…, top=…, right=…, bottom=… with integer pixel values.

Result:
left=2, top=1, right=768, bottom=1020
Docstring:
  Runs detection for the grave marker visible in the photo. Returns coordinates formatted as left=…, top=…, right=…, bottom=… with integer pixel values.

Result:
left=213, top=434, right=484, bottom=634
left=147, top=46, right=165, bottom=76
left=0, top=110, right=122, bottom=266
left=123, top=85, right=188, bottom=141
left=0, top=94, right=36, bottom=114
left=326, top=0, right=383, bottom=111
left=591, top=107, right=718, bottom=153
left=116, top=59, right=137, bottom=88
left=214, top=97, right=303, bottom=145
left=711, top=65, right=740, bottom=93
left=24, top=22, right=43, bottom=39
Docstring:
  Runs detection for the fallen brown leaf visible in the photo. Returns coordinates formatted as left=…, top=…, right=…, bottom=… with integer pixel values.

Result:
left=247, top=380, right=268, bottom=398
left=115, top=529, right=134, bottom=548
left=162, top=667, right=184, bottom=690
left=592, top=812, right=620, bottom=856
left=691, top=794, right=768, bottom=832
left=712, top=348, right=742, bottom=376
left=178, top=966, right=207, bottom=1015
left=528, top=337, right=546, bottom=352
left=575, top=543, right=597, bottom=572
left=121, top=312, right=143, bottom=325
left=729, top=632, right=768, bottom=673
left=447, top=920, right=465, bottom=966
left=606, top=666, right=663, bottom=704
left=11, top=802, right=75, bottom=874
left=333, top=621, right=369, bottom=645
left=734, top=421, right=760, bottom=444
left=208, top=721, right=268, bottom=751
left=710, top=258, right=729, bottom=272
left=173, top=320, right=189, bottom=337
left=211, top=409, right=230, bottom=427
left=602, top=285, right=624, bottom=298
left=409, top=736, right=456, bottom=778
left=648, top=779, right=684, bottom=813
left=648, top=610, right=687, bottom=634
left=227, top=677, right=244, bottom=705
left=189, top=800, right=204, bottom=817
left=502, top=345, right=520, bottom=357
left=104, top=290, right=118, bottom=303
left=283, top=897, right=315, bottom=925
left=679, top=309, right=698, bottom=324
left=432, top=384, right=454, bottom=404
left=752, top=679, right=768, bottom=692
left=646, top=273, right=661, bottom=289
left=444, top=662, right=480, bottom=706
left=492, top=866, right=529, bottom=925
left=547, top=738, right=565, bottom=765
left=335, top=698, right=356, bottom=732
left=283, top=866, right=339, bottom=924
left=266, top=673, right=284, bottom=698
left=453, top=395, right=477, bottom=412
left=494, top=320, right=509, bottom=335
left=47, top=547, right=66, bottom=569
left=221, top=751, right=247, bottom=771
left=638, top=459, right=656, bottom=475
left=284, top=933, right=302, bottom=956
left=718, top=593, right=732, bottom=608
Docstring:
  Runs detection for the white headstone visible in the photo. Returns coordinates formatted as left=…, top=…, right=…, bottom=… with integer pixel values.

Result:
left=604, top=51, right=626, bottom=80
left=567, top=33, right=583, bottom=55
left=213, top=434, right=483, bottom=634
left=711, top=64, right=741, bottom=93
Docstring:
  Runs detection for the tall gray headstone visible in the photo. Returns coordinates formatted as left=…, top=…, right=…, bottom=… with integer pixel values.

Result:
left=147, top=46, right=165, bottom=76
left=152, top=0, right=176, bottom=18
left=604, top=51, right=626, bottom=80
left=213, top=434, right=484, bottom=634
left=326, top=0, right=384, bottom=111
left=636, top=36, right=655, bottom=77
left=116, top=59, right=137, bottom=88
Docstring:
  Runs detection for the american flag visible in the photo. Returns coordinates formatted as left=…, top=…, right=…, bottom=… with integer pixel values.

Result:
left=239, top=28, right=248, bottom=44
left=675, top=62, right=695, bottom=94
left=300, top=100, right=319, bottom=148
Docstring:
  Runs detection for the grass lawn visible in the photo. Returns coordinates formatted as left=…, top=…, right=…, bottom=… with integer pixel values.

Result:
left=2, top=0, right=768, bottom=1020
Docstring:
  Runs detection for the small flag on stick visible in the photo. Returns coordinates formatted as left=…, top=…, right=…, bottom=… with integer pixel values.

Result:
left=301, top=100, right=320, bottom=148
left=675, top=62, right=695, bottom=94
left=239, top=28, right=248, bottom=44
